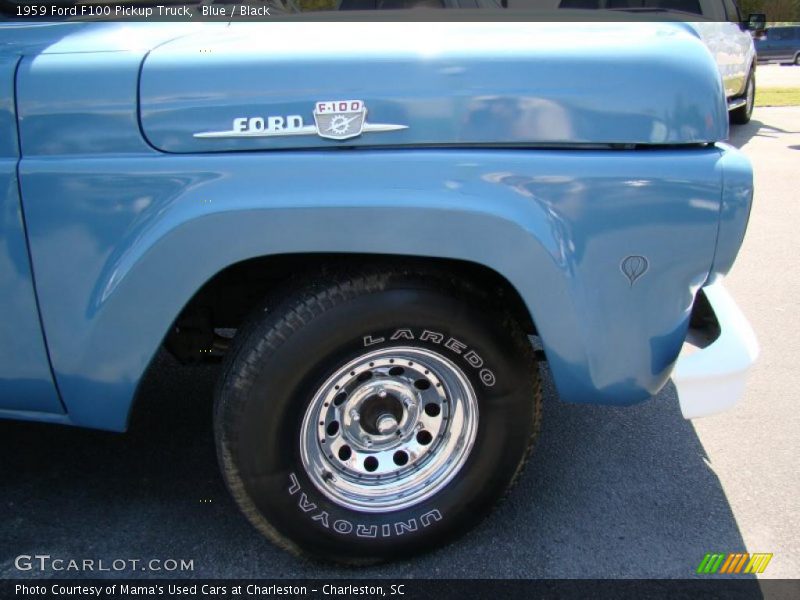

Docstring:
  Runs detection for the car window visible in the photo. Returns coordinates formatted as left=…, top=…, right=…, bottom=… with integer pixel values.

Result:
left=769, top=28, right=794, bottom=41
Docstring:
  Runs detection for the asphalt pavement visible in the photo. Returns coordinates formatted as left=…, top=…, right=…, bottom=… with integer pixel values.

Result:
left=1, top=108, right=798, bottom=580
left=704, top=107, right=800, bottom=580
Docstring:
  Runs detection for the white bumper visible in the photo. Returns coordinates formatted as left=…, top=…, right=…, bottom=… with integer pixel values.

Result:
left=672, top=283, right=759, bottom=419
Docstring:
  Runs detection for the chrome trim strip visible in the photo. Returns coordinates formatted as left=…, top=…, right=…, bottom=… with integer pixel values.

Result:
left=194, top=122, right=408, bottom=139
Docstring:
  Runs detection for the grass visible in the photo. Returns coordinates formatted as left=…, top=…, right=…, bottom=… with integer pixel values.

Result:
left=756, top=87, right=800, bottom=107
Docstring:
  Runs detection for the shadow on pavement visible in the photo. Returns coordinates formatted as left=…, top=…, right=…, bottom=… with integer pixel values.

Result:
left=729, top=114, right=800, bottom=149
left=729, top=120, right=764, bottom=149
left=0, top=352, right=754, bottom=580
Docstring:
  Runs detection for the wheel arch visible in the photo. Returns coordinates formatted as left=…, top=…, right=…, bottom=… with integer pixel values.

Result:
left=163, top=252, right=538, bottom=348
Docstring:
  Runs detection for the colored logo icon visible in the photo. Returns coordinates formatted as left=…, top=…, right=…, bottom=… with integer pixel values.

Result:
left=697, top=552, right=773, bottom=574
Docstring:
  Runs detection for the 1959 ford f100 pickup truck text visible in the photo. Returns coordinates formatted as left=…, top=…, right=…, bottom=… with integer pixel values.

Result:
left=0, top=20, right=757, bottom=562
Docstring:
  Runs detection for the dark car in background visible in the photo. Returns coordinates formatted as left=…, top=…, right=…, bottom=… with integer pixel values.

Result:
left=756, top=25, right=800, bottom=65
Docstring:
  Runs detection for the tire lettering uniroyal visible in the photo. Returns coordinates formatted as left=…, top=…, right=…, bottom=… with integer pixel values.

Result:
left=394, top=519, right=418, bottom=535
left=356, top=524, right=378, bottom=538
left=420, top=509, right=443, bottom=527
left=288, top=474, right=444, bottom=538
left=333, top=520, right=353, bottom=534
left=288, top=472, right=301, bottom=495
left=298, top=493, right=316, bottom=513
left=312, top=511, right=330, bottom=528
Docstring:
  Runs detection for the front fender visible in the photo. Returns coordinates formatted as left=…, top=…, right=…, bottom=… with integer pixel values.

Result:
left=20, top=147, right=739, bottom=431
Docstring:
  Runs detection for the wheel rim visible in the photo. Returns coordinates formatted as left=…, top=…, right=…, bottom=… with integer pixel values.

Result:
left=300, top=346, right=479, bottom=513
left=746, top=76, right=755, bottom=116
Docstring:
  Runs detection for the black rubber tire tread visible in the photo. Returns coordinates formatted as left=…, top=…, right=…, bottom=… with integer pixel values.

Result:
left=214, top=267, right=542, bottom=564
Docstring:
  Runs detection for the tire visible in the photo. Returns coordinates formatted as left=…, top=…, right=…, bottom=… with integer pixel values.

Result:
left=730, top=70, right=756, bottom=125
left=214, top=269, right=542, bottom=563
left=795, top=53, right=800, bottom=66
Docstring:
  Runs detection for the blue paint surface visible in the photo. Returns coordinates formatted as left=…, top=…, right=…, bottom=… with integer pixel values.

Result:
left=0, top=54, right=61, bottom=414
left=140, top=21, right=728, bottom=150
left=1, top=22, right=753, bottom=431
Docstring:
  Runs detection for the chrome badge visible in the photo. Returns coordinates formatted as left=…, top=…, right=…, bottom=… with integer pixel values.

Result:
left=314, top=100, right=365, bottom=140
left=194, top=100, right=407, bottom=141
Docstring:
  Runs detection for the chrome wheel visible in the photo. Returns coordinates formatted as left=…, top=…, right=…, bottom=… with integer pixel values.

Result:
left=300, top=346, right=479, bottom=513
left=745, top=75, right=755, bottom=117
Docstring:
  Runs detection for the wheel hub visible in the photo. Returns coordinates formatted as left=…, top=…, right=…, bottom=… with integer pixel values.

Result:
left=299, top=346, right=479, bottom=513
left=341, top=379, right=416, bottom=447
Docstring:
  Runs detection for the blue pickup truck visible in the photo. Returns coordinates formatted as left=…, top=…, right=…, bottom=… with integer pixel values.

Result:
left=1, top=20, right=757, bottom=563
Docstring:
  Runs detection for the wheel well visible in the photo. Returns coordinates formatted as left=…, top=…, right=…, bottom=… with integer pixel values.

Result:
left=163, top=254, right=536, bottom=363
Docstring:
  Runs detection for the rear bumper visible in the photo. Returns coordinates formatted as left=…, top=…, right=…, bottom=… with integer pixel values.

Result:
left=672, top=283, right=759, bottom=419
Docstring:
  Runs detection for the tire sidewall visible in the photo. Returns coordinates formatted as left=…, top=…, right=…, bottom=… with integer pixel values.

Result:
left=746, top=73, right=755, bottom=120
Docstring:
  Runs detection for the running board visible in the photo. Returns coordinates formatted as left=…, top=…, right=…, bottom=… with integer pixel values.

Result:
left=728, top=97, right=748, bottom=110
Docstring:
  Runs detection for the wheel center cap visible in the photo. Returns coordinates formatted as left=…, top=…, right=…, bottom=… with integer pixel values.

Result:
left=376, top=414, right=399, bottom=434
left=358, top=390, right=405, bottom=436
left=340, top=379, right=419, bottom=449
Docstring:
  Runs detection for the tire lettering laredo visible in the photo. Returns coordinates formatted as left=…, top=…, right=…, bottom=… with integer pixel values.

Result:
left=362, top=329, right=496, bottom=387
left=288, top=473, right=443, bottom=537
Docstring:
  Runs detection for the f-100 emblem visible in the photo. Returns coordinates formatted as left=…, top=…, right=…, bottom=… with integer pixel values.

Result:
left=193, top=100, right=407, bottom=141
left=314, top=100, right=365, bottom=140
